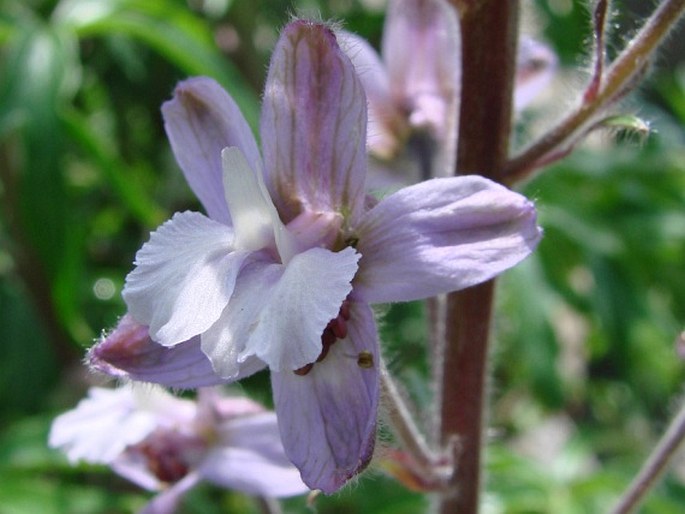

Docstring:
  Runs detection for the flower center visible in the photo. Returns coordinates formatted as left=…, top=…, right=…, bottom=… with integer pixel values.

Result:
left=294, top=299, right=351, bottom=376
left=133, top=430, right=205, bottom=484
left=286, top=209, right=344, bottom=254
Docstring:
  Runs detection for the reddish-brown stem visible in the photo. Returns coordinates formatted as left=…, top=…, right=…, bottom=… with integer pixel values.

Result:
left=453, top=1, right=519, bottom=183
left=583, top=0, right=609, bottom=103
left=440, top=282, right=496, bottom=513
left=434, top=1, right=685, bottom=511
left=439, top=2, right=519, bottom=513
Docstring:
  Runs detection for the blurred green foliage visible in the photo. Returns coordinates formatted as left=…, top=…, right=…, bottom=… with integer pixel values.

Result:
left=1, top=0, right=684, bottom=512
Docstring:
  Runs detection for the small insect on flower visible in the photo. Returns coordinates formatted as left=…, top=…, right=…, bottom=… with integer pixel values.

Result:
left=357, top=350, right=374, bottom=369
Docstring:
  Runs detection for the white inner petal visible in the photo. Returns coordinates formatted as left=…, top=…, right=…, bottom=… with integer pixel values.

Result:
left=222, top=147, right=297, bottom=261
left=122, top=211, right=244, bottom=347
left=238, top=246, right=361, bottom=371
left=222, top=147, right=276, bottom=251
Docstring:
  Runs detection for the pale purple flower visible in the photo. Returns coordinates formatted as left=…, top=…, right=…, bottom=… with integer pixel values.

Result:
left=341, top=0, right=557, bottom=183
left=89, top=20, right=541, bottom=493
left=514, top=36, right=558, bottom=111
left=49, top=385, right=307, bottom=514
left=341, top=0, right=461, bottom=182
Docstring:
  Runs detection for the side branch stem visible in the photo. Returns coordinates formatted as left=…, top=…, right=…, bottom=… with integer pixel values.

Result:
left=440, top=2, right=519, bottom=512
left=381, top=362, right=439, bottom=472
left=610, top=399, right=685, bottom=514
left=503, top=0, right=685, bottom=183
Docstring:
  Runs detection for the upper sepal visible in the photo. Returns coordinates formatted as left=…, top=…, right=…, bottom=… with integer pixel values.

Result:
left=162, top=77, right=261, bottom=225
left=261, top=21, right=368, bottom=225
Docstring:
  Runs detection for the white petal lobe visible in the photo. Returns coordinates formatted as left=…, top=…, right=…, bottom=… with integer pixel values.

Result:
left=243, top=246, right=360, bottom=371
left=123, top=211, right=247, bottom=346
left=222, top=147, right=279, bottom=252
left=203, top=248, right=361, bottom=374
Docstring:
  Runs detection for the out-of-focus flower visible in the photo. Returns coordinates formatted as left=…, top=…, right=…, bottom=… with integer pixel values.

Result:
left=341, top=0, right=461, bottom=182
left=49, top=385, right=307, bottom=514
left=89, top=20, right=541, bottom=493
left=514, top=36, right=558, bottom=111
left=341, top=0, right=557, bottom=184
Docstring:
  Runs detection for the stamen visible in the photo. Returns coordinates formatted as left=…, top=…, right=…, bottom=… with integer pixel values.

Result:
left=339, top=299, right=351, bottom=321
left=322, top=327, right=337, bottom=348
left=329, top=318, right=348, bottom=339
left=317, top=328, right=336, bottom=363
left=294, top=363, right=314, bottom=376
left=292, top=299, right=352, bottom=375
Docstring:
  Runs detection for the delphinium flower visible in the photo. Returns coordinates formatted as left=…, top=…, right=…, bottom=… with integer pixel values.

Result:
left=88, top=20, right=542, bottom=493
left=49, top=384, right=307, bottom=514
left=341, top=0, right=557, bottom=185
left=341, top=0, right=460, bottom=183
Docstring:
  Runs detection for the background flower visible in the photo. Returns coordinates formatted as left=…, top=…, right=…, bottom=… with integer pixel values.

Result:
left=49, top=385, right=307, bottom=514
left=341, top=0, right=557, bottom=187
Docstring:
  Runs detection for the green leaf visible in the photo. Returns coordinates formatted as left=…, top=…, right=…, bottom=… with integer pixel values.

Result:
left=0, top=21, right=80, bottom=272
left=0, top=280, right=58, bottom=416
left=594, top=113, right=651, bottom=144
left=0, top=20, right=81, bottom=114
left=500, top=258, right=565, bottom=408
left=56, top=0, right=260, bottom=129
left=60, top=107, right=166, bottom=227
left=0, top=20, right=93, bottom=343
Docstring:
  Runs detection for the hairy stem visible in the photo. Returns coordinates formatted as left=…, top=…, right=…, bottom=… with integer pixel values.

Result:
left=381, top=360, right=440, bottom=472
left=584, top=0, right=610, bottom=103
left=426, top=295, right=446, bottom=445
left=504, top=0, right=685, bottom=183
left=610, top=399, right=685, bottom=514
left=439, top=2, right=519, bottom=512
left=439, top=282, right=497, bottom=513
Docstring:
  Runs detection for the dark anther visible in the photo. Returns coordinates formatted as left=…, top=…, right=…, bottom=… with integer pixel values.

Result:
left=345, top=236, right=360, bottom=248
left=292, top=299, right=353, bottom=376
left=317, top=328, right=336, bottom=363
left=329, top=318, right=348, bottom=339
left=294, top=362, right=315, bottom=376
left=339, top=299, right=351, bottom=321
